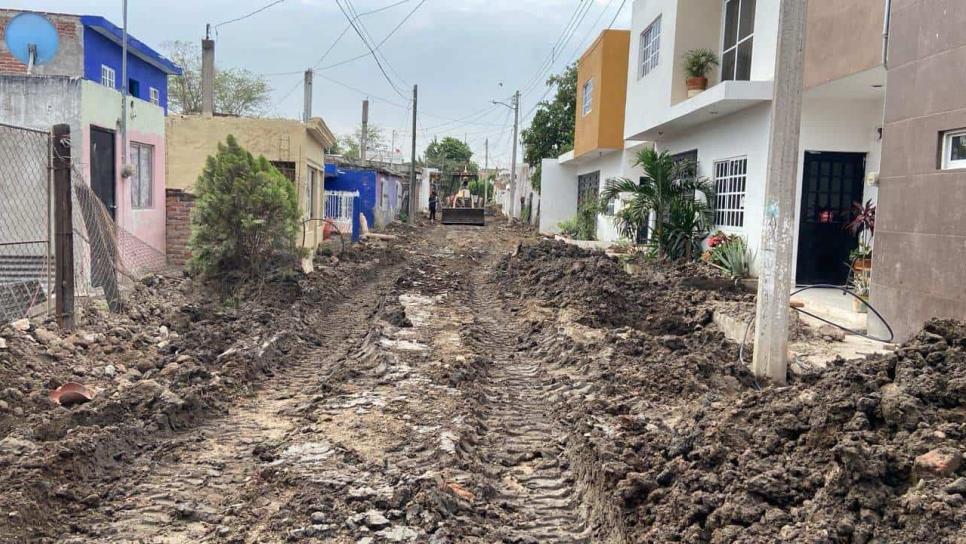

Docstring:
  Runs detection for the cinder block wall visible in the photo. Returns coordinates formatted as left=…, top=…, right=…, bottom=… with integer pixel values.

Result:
left=165, top=189, right=195, bottom=267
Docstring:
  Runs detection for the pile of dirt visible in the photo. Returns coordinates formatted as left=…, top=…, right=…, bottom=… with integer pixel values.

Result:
left=499, top=239, right=750, bottom=333
left=497, top=240, right=965, bottom=543
left=0, top=240, right=404, bottom=541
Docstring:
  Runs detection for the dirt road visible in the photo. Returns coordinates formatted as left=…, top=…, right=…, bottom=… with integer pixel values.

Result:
left=2, top=218, right=963, bottom=543
left=48, top=220, right=594, bottom=543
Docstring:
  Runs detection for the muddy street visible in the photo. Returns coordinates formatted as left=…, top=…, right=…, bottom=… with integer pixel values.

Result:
left=1, top=218, right=964, bottom=543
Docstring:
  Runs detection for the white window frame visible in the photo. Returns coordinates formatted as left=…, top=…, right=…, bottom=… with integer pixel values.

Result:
left=721, top=0, right=755, bottom=82
left=581, top=78, right=593, bottom=117
left=942, top=129, right=966, bottom=170
left=713, top=156, right=748, bottom=228
left=100, top=65, right=116, bottom=89
left=149, top=87, right=160, bottom=106
left=638, top=16, right=661, bottom=78
left=131, top=143, right=154, bottom=209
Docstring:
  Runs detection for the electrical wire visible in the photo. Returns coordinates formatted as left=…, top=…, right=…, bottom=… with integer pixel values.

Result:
left=213, top=0, right=287, bottom=30
left=335, top=0, right=411, bottom=100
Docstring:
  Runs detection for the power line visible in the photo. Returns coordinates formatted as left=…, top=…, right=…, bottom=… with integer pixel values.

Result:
left=335, top=0, right=411, bottom=99
left=213, top=0, right=287, bottom=30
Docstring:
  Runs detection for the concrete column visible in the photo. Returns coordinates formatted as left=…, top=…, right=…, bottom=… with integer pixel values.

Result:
left=201, top=39, right=215, bottom=116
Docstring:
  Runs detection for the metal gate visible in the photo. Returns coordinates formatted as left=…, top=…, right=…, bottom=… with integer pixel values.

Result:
left=0, top=122, right=51, bottom=322
left=324, top=190, right=358, bottom=238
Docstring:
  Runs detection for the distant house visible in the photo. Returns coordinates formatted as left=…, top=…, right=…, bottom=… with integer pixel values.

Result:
left=0, top=9, right=182, bottom=257
left=164, top=115, right=336, bottom=265
left=324, top=159, right=406, bottom=231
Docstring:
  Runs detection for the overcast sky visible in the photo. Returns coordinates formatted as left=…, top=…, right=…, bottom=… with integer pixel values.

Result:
left=10, top=0, right=631, bottom=167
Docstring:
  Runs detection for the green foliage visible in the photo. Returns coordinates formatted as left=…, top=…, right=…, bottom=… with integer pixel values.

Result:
left=189, top=135, right=301, bottom=281
left=162, top=41, right=271, bottom=116
left=558, top=201, right=599, bottom=241
left=336, top=125, right=385, bottom=160
left=600, top=148, right=716, bottom=260
left=522, top=64, right=578, bottom=192
left=683, top=49, right=719, bottom=79
left=468, top=177, right=495, bottom=202
left=709, top=235, right=753, bottom=280
left=424, top=137, right=478, bottom=194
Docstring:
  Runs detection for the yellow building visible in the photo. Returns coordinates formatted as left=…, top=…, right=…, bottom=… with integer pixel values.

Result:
left=164, top=114, right=336, bottom=264
left=573, top=29, right=630, bottom=159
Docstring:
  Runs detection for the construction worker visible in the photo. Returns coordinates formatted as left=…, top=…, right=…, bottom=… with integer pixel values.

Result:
left=429, top=190, right=439, bottom=222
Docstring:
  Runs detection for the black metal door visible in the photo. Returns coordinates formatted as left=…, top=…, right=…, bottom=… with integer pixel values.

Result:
left=90, top=127, right=116, bottom=220
left=796, top=151, right=865, bottom=285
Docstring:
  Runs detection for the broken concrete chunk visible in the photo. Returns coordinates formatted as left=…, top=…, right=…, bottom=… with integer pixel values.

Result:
left=914, top=448, right=963, bottom=480
left=363, top=510, right=391, bottom=530
left=377, top=525, right=418, bottom=542
left=11, top=319, right=30, bottom=332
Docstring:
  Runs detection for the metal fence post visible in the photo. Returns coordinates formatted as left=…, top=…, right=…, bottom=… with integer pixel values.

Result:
left=53, top=124, right=75, bottom=329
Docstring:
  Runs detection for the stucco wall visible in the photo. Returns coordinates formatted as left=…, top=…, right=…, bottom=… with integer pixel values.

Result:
left=671, top=1, right=722, bottom=105
left=539, top=158, right=577, bottom=235
left=869, top=0, right=966, bottom=341
left=804, top=0, right=886, bottom=89
left=625, top=0, right=678, bottom=141
left=574, top=30, right=629, bottom=158
left=81, top=80, right=166, bottom=253
left=82, top=25, right=169, bottom=111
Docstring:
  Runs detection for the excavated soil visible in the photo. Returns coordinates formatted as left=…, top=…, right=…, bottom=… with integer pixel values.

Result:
left=1, top=227, right=963, bottom=543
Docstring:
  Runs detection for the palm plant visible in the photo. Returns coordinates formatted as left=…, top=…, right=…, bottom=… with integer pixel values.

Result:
left=600, top=148, right=716, bottom=260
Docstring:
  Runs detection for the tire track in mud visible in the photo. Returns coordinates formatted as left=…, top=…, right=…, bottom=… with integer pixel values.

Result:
left=72, top=265, right=405, bottom=543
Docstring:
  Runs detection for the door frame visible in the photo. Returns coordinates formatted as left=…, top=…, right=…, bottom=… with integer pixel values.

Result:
left=89, top=125, right=118, bottom=220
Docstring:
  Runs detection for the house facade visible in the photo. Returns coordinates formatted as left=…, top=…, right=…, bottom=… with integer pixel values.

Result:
left=869, top=0, right=966, bottom=341
left=164, top=115, right=336, bottom=265
left=324, top=159, right=406, bottom=231
left=542, top=0, right=888, bottom=288
left=0, top=10, right=181, bottom=257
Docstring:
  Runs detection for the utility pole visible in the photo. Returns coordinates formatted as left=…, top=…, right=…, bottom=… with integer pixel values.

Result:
left=752, top=0, right=808, bottom=385
left=360, top=99, right=370, bottom=163
left=53, top=124, right=74, bottom=330
left=391, top=130, right=397, bottom=165
left=120, top=0, right=129, bottom=177
left=303, top=69, right=313, bottom=122
left=510, top=90, right=520, bottom=219
left=201, top=27, right=215, bottom=116
left=484, top=137, right=489, bottom=205
left=409, top=85, right=418, bottom=225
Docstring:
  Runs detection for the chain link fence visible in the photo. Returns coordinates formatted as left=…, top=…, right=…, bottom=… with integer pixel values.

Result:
left=0, top=122, right=171, bottom=325
left=0, top=122, right=52, bottom=323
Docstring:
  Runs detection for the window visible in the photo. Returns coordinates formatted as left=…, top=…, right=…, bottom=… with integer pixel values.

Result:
left=639, top=16, right=661, bottom=78
left=100, top=65, right=116, bottom=88
left=128, top=78, right=140, bottom=98
left=131, top=143, right=154, bottom=209
left=721, top=0, right=755, bottom=81
left=713, top=157, right=747, bottom=227
left=309, top=168, right=319, bottom=218
left=942, top=129, right=966, bottom=170
left=581, top=79, right=594, bottom=116
left=577, top=171, right=600, bottom=209
left=149, top=87, right=160, bottom=106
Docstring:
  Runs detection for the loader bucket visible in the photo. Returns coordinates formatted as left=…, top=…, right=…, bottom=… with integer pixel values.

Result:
left=441, top=207, right=485, bottom=226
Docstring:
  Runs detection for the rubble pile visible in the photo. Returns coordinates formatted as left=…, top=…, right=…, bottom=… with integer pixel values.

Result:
left=0, top=241, right=402, bottom=541
left=499, top=240, right=965, bottom=543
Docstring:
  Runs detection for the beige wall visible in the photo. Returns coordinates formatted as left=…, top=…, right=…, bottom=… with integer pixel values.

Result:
left=671, top=0, right=722, bottom=105
left=804, top=0, right=886, bottom=89
left=870, top=0, right=966, bottom=341
left=165, top=115, right=328, bottom=249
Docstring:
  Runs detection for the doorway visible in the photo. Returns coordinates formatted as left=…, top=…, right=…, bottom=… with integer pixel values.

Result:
left=89, top=126, right=117, bottom=220
left=796, top=151, right=865, bottom=286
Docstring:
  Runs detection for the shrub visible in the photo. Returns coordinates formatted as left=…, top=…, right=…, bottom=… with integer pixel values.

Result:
left=709, top=235, right=753, bottom=280
left=189, top=135, right=301, bottom=281
left=557, top=201, right=599, bottom=241
left=684, top=49, right=719, bottom=79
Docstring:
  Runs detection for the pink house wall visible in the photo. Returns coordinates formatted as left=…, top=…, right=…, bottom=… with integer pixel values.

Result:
left=80, top=126, right=167, bottom=255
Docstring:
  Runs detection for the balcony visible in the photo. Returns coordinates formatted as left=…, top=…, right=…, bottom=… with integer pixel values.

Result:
left=627, top=79, right=774, bottom=142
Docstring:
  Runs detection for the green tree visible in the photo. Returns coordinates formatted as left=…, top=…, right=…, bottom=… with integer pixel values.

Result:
left=424, top=137, right=478, bottom=194
left=521, top=64, right=578, bottom=192
left=600, top=148, right=716, bottom=260
left=162, top=41, right=271, bottom=116
left=468, top=176, right=495, bottom=202
left=189, top=135, right=301, bottom=280
left=336, top=124, right=386, bottom=160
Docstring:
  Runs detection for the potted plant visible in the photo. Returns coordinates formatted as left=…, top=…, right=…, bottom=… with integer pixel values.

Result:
left=845, top=199, right=876, bottom=271
left=684, top=49, right=719, bottom=98
left=849, top=270, right=871, bottom=314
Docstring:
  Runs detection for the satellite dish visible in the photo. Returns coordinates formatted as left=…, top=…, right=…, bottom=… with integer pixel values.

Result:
left=4, top=13, right=60, bottom=73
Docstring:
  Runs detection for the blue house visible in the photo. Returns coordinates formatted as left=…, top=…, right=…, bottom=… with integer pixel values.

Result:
left=1, top=9, right=183, bottom=258
left=324, top=161, right=406, bottom=235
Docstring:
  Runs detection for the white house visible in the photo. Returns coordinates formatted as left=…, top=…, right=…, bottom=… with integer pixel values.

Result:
left=541, top=0, right=889, bottom=286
